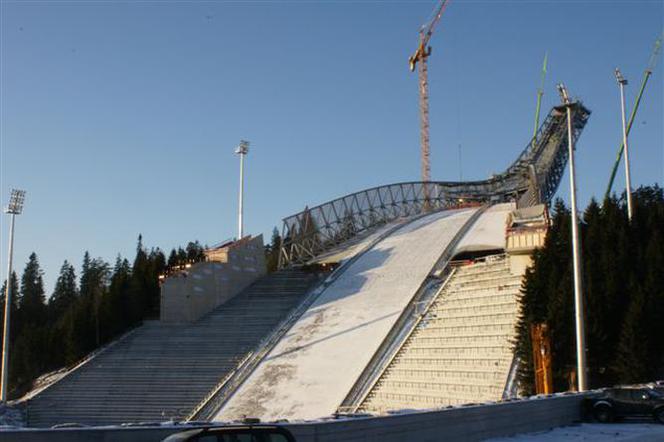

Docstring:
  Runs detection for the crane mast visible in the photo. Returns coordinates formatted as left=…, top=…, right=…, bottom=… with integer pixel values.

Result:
left=409, top=0, right=450, bottom=205
left=418, top=44, right=431, bottom=184
left=533, top=52, right=548, bottom=141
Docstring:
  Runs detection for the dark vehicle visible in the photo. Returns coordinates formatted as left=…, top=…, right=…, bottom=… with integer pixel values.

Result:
left=162, top=425, right=296, bottom=442
left=588, top=387, right=664, bottom=423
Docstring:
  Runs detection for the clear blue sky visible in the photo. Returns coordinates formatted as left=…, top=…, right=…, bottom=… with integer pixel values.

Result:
left=1, top=0, right=662, bottom=295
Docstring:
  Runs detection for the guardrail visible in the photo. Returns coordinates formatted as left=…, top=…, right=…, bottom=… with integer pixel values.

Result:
left=278, top=183, right=488, bottom=268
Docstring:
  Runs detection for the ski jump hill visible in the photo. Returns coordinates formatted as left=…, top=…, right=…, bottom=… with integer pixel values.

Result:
left=23, top=102, right=590, bottom=427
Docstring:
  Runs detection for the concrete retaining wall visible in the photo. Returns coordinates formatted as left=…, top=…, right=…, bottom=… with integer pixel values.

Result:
left=1, top=393, right=587, bottom=442
left=160, top=235, right=266, bottom=323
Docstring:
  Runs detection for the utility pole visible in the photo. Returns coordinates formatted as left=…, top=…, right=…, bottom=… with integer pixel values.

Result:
left=557, top=84, right=587, bottom=392
left=615, top=69, right=633, bottom=221
left=235, top=140, right=249, bottom=240
left=1, top=189, right=26, bottom=403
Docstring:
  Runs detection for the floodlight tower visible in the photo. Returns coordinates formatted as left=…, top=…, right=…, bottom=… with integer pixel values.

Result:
left=614, top=69, right=633, bottom=221
left=557, top=83, right=587, bottom=392
left=1, top=189, right=26, bottom=403
left=235, top=140, right=249, bottom=240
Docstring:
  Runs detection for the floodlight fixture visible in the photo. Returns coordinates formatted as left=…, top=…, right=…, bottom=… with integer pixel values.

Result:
left=235, top=140, right=250, bottom=156
left=5, top=189, right=26, bottom=215
left=557, top=83, right=570, bottom=105
left=614, top=68, right=627, bottom=85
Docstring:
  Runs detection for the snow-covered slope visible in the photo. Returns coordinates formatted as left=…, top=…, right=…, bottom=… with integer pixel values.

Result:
left=454, top=203, right=514, bottom=255
left=215, top=208, right=477, bottom=422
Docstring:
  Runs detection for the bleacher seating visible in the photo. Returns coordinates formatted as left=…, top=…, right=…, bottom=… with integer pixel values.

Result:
left=26, top=269, right=319, bottom=428
left=359, top=255, right=521, bottom=412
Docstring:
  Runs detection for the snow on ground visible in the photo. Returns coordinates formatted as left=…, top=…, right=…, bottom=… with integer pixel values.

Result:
left=484, top=423, right=664, bottom=441
left=312, top=218, right=412, bottom=265
left=215, top=208, right=477, bottom=422
left=455, top=203, right=514, bottom=255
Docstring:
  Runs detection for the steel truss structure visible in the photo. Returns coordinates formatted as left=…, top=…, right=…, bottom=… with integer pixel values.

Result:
left=279, top=103, right=590, bottom=268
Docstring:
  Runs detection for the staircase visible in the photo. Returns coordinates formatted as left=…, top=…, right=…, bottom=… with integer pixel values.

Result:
left=26, top=269, right=320, bottom=428
left=359, top=255, right=521, bottom=412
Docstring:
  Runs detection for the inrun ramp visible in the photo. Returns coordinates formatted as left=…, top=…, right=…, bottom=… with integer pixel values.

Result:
left=215, top=208, right=478, bottom=422
left=26, top=269, right=319, bottom=428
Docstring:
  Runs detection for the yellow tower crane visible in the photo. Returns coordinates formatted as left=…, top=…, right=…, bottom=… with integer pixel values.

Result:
left=409, top=0, right=451, bottom=205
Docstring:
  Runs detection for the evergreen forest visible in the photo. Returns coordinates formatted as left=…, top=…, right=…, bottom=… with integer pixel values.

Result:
left=515, top=185, right=664, bottom=394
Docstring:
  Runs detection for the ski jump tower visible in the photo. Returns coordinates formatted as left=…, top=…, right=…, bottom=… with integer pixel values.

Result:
left=25, top=102, right=590, bottom=427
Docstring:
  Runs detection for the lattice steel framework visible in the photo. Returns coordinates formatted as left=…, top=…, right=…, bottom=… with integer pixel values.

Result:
left=279, top=103, right=590, bottom=268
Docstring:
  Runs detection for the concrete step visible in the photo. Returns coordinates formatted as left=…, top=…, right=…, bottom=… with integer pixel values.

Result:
left=27, top=269, right=323, bottom=428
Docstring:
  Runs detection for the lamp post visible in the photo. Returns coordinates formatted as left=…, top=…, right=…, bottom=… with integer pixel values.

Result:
left=615, top=68, right=634, bottom=221
left=235, top=140, right=249, bottom=240
left=1, top=189, right=26, bottom=403
left=557, top=83, right=587, bottom=392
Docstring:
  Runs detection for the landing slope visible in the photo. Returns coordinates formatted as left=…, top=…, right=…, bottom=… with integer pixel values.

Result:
left=216, top=208, right=477, bottom=422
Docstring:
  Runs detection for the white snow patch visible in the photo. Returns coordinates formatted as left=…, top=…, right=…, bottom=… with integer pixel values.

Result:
left=454, top=202, right=514, bottom=255
left=312, top=218, right=411, bottom=265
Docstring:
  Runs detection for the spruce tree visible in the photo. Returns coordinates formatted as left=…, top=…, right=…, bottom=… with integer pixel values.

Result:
left=49, top=260, right=78, bottom=321
left=167, top=249, right=178, bottom=268
left=10, top=253, right=48, bottom=394
left=98, top=256, right=132, bottom=341
left=266, top=227, right=282, bottom=272
left=128, top=235, right=149, bottom=324
left=515, top=187, right=664, bottom=393
left=18, top=252, right=47, bottom=326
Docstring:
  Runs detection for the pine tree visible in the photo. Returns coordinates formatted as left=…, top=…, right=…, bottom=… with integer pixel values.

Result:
left=515, top=187, right=664, bottom=393
left=167, top=248, right=178, bottom=268
left=18, top=252, right=47, bottom=326
left=62, top=254, right=110, bottom=361
left=99, top=256, right=132, bottom=341
left=49, top=260, right=78, bottom=321
left=146, top=248, right=166, bottom=317
left=128, top=235, right=149, bottom=324
left=79, top=251, right=92, bottom=299
left=10, top=253, right=49, bottom=394
left=266, top=227, right=282, bottom=272
left=177, top=247, right=187, bottom=265
left=186, top=241, right=205, bottom=262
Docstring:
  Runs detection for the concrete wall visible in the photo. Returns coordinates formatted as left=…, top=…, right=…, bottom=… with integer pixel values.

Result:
left=160, top=235, right=266, bottom=323
left=2, top=393, right=589, bottom=442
